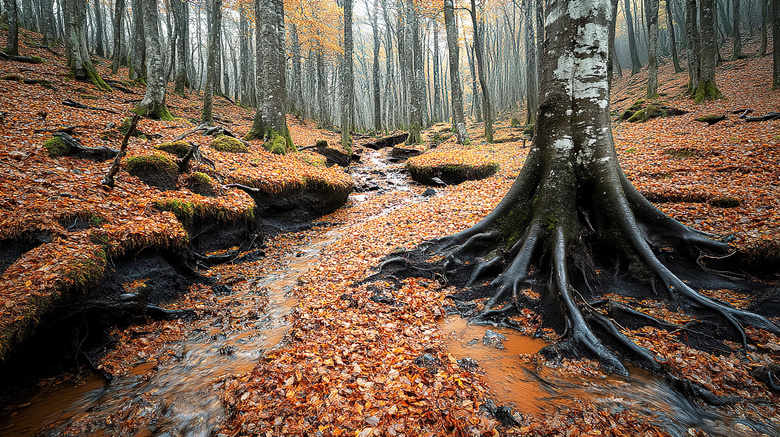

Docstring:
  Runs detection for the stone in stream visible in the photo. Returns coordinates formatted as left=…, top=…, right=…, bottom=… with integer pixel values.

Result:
left=457, top=357, right=479, bottom=371
left=482, top=329, right=507, bottom=350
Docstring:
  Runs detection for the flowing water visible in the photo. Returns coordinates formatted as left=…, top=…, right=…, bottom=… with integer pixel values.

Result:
left=1, top=146, right=777, bottom=436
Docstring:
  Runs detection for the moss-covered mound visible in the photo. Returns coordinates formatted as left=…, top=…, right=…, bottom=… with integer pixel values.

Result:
left=186, top=172, right=219, bottom=197
left=120, top=117, right=146, bottom=139
left=155, top=140, right=191, bottom=158
left=211, top=135, right=249, bottom=153
left=620, top=99, right=688, bottom=123
left=125, top=153, right=179, bottom=191
left=43, top=137, right=69, bottom=157
left=407, top=149, right=499, bottom=186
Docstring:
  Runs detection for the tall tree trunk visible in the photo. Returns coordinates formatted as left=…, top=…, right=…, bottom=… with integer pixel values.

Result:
left=733, top=0, right=742, bottom=58
left=341, top=0, right=355, bottom=150
left=625, top=0, right=643, bottom=74
left=647, top=0, right=659, bottom=97
left=172, top=0, right=189, bottom=95
left=525, top=0, right=538, bottom=125
left=130, top=0, right=146, bottom=82
left=432, top=21, right=442, bottom=124
left=239, top=1, right=254, bottom=106
left=470, top=0, right=493, bottom=142
left=404, top=0, right=423, bottom=144
left=666, top=0, right=683, bottom=72
left=289, top=22, right=303, bottom=116
left=410, top=0, right=779, bottom=380
left=465, top=35, right=481, bottom=122
left=773, top=0, right=780, bottom=88
left=685, top=0, right=701, bottom=93
left=93, top=0, right=105, bottom=57
left=112, top=0, right=127, bottom=74
left=245, top=0, right=294, bottom=152
left=693, top=0, right=721, bottom=101
left=3, top=0, right=18, bottom=56
left=202, top=0, right=221, bottom=125
left=63, top=0, right=110, bottom=90
left=444, top=0, right=467, bottom=143
left=136, top=0, right=171, bottom=119
left=41, top=0, right=56, bottom=46
left=760, top=0, right=768, bottom=55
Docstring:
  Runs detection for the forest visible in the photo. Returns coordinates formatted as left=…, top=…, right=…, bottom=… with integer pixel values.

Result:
left=0, top=0, right=779, bottom=435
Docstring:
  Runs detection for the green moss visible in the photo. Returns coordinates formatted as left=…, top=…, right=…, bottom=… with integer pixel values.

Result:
left=265, top=134, right=288, bottom=155
left=155, top=140, right=191, bottom=158
left=126, top=153, right=178, bottom=175
left=29, top=55, right=44, bottom=64
left=523, top=124, right=534, bottom=137
left=211, top=135, right=249, bottom=153
left=80, top=94, right=98, bottom=100
left=84, top=63, right=111, bottom=92
left=692, top=80, right=722, bottom=104
left=133, top=103, right=173, bottom=121
left=510, top=117, right=521, bottom=128
left=155, top=199, right=197, bottom=228
left=187, top=172, right=218, bottom=196
left=664, top=147, right=698, bottom=158
left=44, top=137, right=69, bottom=157
left=695, top=114, right=725, bottom=124
left=155, top=198, right=255, bottom=230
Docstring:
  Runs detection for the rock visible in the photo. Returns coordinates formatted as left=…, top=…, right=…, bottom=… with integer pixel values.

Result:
left=457, top=357, right=479, bottom=371
left=414, top=353, right=441, bottom=373
left=422, top=188, right=437, bottom=197
left=482, top=329, right=507, bottom=349
left=8, top=151, right=27, bottom=161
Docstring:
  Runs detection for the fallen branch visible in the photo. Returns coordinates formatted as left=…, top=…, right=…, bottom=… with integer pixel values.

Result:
left=53, top=132, right=118, bottom=161
left=101, top=114, right=139, bottom=187
left=104, top=79, right=139, bottom=95
left=63, top=99, right=118, bottom=114
left=744, top=111, right=780, bottom=122
left=0, top=52, right=45, bottom=64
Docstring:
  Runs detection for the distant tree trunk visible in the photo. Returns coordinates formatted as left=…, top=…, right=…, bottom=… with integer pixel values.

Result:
left=63, top=0, right=110, bottom=91
left=21, top=0, right=35, bottom=31
left=239, top=1, right=255, bottom=106
left=609, top=0, right=622, bottom=78
left=693, top=0, right=721, bottom=101
left=245, top=0, right=294, bottom=152
left=525, top=0, right=538, bottom=125
left=470, top=0, right=493, bottom=142
left=316, top=49, right=328, bottom=127
left=685, top=0, right=701, bottom=92
left=625, top=0, right=643, bottom=74
left=41, top=0, right=56, bottom=45
left=202, top=0, right=221, bottom=125
left=760, top=0, right=768, bottom=55
left=341, top=0, right=354, bottom=150
left=172, top=0, right=189, bottom=95
left=289, top=22, right=303, bottom=116
left=465, top=35, right=481, bottom=122
left=773, top=0, right=780, bottom=88
left=432, top=22, right=442, bottom=124
left=93, top=0, right=105, bottom=57
left=3, top=0, right=18, bottom=56
left=444, top=0, right=467, bottom=143
left=136, top=0, right=171, bottom=119
left=130, top=0, right=145, bottom=82
left=666, top=0, right=683, bottom=72
left=404, top=0, right=423, bottom=144
left=647, top=0, right=659, bottom=97
left=111, top=0, right=126, bottom=74
left=733, top=0, right=742, bottom=58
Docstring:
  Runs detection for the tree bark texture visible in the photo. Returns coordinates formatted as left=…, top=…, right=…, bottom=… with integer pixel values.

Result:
left=404, top=0, right=423, bottom=144
left=136, top=0, right=171, bottom=119
left=693, top=0, right=721, bottom=101
left=625, top=0, right=643, bottom=74
left=202, top=0, right=221, bottom=125
left=4, top=0, right=19, bottom=56
left=647, top=0, right=659, bottom=97
left=172, top=0, right=189, bottom=96
left=444, top=0, right=468, bottom=143
left=470, top=0, right=493, bottom=143
left=130, top=0, right=146, bottom=82
left=341, top=0, right=355, bottom=150
left=666, top=0, right=683, bottom=73
left=63, top=0, right=110, bottom=91
left=246, top=0, right=294, bottom=152
left=111, top=0, right=126, bottom=74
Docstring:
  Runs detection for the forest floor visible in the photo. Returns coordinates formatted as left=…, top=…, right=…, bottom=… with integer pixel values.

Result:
left=0, top=29, right=779, bottom=436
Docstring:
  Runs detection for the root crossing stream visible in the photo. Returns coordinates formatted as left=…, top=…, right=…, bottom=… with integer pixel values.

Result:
left=0, top=147, right=776, bottom=436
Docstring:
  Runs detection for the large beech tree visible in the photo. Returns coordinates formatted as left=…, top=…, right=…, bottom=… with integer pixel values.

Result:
left=135, top=0, right=172, bottom=119
left=245, top=0, right=295, bottom=152
left=384, top=0, right=779, bottom=377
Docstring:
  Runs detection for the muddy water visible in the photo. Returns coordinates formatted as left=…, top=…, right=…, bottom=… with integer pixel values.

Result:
left=0, top=231, right=341, bottom=436
left=442, top=315, right=778, bottom=437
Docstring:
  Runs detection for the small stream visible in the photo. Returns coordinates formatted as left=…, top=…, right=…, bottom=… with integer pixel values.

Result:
left=0, top=146, right=776, bottom=436
left=0, top=231, right=341, bottom=436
